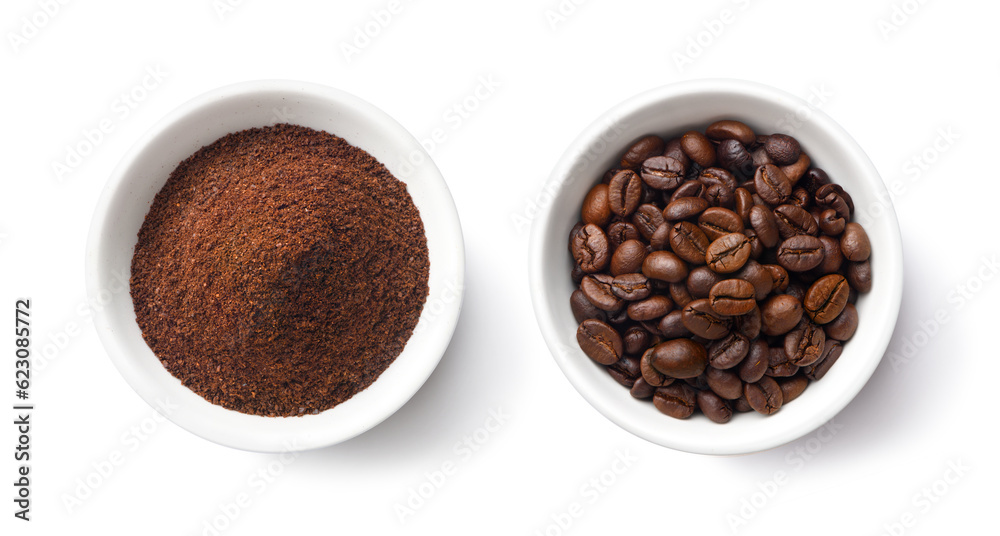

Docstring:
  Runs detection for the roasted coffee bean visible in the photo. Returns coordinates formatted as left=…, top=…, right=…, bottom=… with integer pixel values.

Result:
left=846, top=260, right=872, bottom=293
left=651, top=338, right=708, bottom=379
left=649, top=222, right=671, bottom=250
left=815, top=183, right=853, bottom=220
left=804, top=340, right=842, bottom=380
left=680, top=130, right=717, bottom=168
left=774, top=204, right=819, bottom=238
left=611, top=273, right=652, bottom=301
left=658, top=310, right=691, bottom=338
left=749, top=205, right=780, bottom=248
left=778, top=375, right=809, bottom=405
left=824, top=303, right=858, bottom=341
left=576, top=319, right=623, bottom=365
left=581, top=183, right=612, bottom=226
left=708, top=332, right=750, bottom=369
left=669, top=221, right=711, bottom=265
left=640, top=156, right=686, bottom=190
left=733, top=396, right=754, bottom=413
left=717, top=139, right=755, bottom=178
left=751, top=146, right=772, bottom=167
left=571, top=289, right=606, bottom=323
left=734, top=260, right=774, bottom=300
left=662, top=137, right=691, bottom=168
left=781, top=153, right=811, bottom=183
left=765, top=134, right=801, bottom=166
left=641, top=348, right=671, bottom=387
left=704, top=183, right=735, bottom=209
left=663, top=196, right=709, bottom=221
left=754, top=164, right=792, bottom=205
left=628, top=295, right=674, bottom=322
left=815, top=235, right=844, bottom=275
left=630, top=377, right=656, bottom=399
left=789, top=187, right=811, bottom=209
left=700, top=167, right=739, bottom=192
left=607, top=356, right=641, bottom=387
left=608, top=170, right=643, bottom=217
left=734, top=188, right=754, bottom=224
left=607, top=307, right=629, bottom=325
left=739, top=339, right=769, bottom=383
left=669, top=283, right=694, bottom=308
left=682, top=299, right=731, bottom=339
left=803, top=274, right=849, bottom=325
left=706, top=366, right=744, bottom=400
left=709, top=279, right=756, bottom=316
left=571, top=263, right=585, bottom=283
left=777, top=235, right=825, bottom=272
left=840, top=222, right=871, bottom=262
left=705, top=233, right=752, bottom=274
left=734, top=305, right=762, bottom=339
left=670, top=179, right=706, bottom=203
left=697, top=390, right=733, bottom=424
left=818, top=209, right=846, bottom=236
left=610, top=239, right=648, bottom=276
left=642, top=250, right=689, bottom=283
left=653, top=383, right=698, bottom=419
left=743, top=229, right=764, bottom=260
left=621, top=135, right=665, bottom=169
left=784, top=319, right=826, bottom=366
left=784, top=282, right=807, bottom=301
left=698, top=207, right=744, bottom=241
left=572, top=223, right=611, bottom=273
left=606, top=221, right=641, bottom=251
left=706, top=119, right=756, bottom=145
left=622, top=326, right=651, bottom=355
left=568, top=222, right=584, bottom=252
left=764, top=264, right=789, bottom=292
left=580, top=274, right=623, bottom=311
left=760, top=294, right=803, bottom=336
left=632, top=203, right=665, bottom=241
left=687, top=266, right=724, bottom=299
left=800, top=167, right=831, bottom=195
left=766, top=346, right=798, bottom=377
left=745, top=376, right=783, bottom=415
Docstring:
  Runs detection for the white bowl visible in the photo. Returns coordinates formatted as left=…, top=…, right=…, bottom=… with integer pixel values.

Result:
left=86, top=80, right=465, bottom=452
left=529, top=79, right=903, bottom=456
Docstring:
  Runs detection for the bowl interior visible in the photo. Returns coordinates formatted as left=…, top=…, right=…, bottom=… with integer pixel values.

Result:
left=530, top=80, right=902, bottom=455
left=86, top=81, right=464, bottom=452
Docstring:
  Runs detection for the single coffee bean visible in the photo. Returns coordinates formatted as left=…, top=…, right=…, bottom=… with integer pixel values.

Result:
left=780, top=152, right=811, bottom=183
left=749, top=205, right=780, bottom=248
left=641, top=348, right=671, bottom=387
left=621, top=135, right=665, bottom=169
left=815, top=183, right=853, bottom=220
left=840, top=222, right=871, bottom=262
left=610, top=239, right=648, bottom=276
left=804, top=340, right=842, bottom=380
left=803, top=274, right=849, bottom=324
left=815, top=235, right=844, bottom=275
left=754, top=164, right=792, bottom=205
left=706, top=366, right=744, bottom=400
left=653, top=383, right=698, bottom=419
left=662, top=137, right=691, bottom=169
left=734, top=305, right=762, bottom=339
left=651, top=338, right=708, bottom=379
left=801, top=167, right=831, bottom=195
left=705, top=233, right=752, bottom=274
left=818, top=209, right=846, bottom=236
left=571, top=289, right=606, bottom=323
left=704, top=183, right=735, bottom=209
left=687, top=266, right=724, bottom=299
left=580, top=273, right=624, bottom=311
left=698, top=207, right=744, bottom=241
left=681, top=299, right=731, bottom=339
left=640, top=155, right=686, bottom=190
left=739, top=339, right=769, bottom=383
left=607, top=356, right=641, bottom=387
left=670, top=179, right=706, bottom=202
left=663, top=196, right=709, bottom=221
left=846, top=260, right=872, bottom=293
left=760, top=294, right=804, bottom=336
left=706, top=119, right=756, bottom=145
left=778, top=375, right=809, bottom=405
left=628, top=295, right=674, bottom=322
left=606, top=221, right=641, bottom=251
left=668, top=221, right=711, bottom=265
left=789, top=187, right=811, bottom=209
left=568, top=222, right=584, bottom=253
left=630, top=377, right=656, bottom=399
left=777, top=235, right=825, bottom=272
left=733, top=396, right=754, bottom=413
left=680, top=130, right=716, bottom=168
left=668, top=283, right=694, bottom=308
left=743, top=228, right=764, bottom=260
left=751, top=146, right=772, bottom=167
left=658, top=310, right=691, bottom=338
left=642, top=250, right=689, bottom=283
left=764, top=264, right=790, bottom=292
left=708, top=332, right=750, bottom=369
left=709, top=279, right=757, bottom=316
left=576, top=319, right=624, bottom=365
left=697, top=390, right=733, bottom=424
left=717, top=139, right=755, bottom=179
left=824, top=303, right=858, bottom=341
left=581, top=183, right=611, bottom=226
left=734, top=188, right=754, bottom=224
left=608, top=170, right=643, bottom=218
left=764, top=134, right=801, bottom=166
left=774, top=204, right=819, bottom=238
left=745, top=376, right=783, bottom=415
left=632, top=203, right=665, bottom=241
left=734, top=260, right=774, bottom=300
left=571, top=263, right=585, bottom=283
left=623, top=326, right=651, bottom=355
left=699, top=167, right=739, bottom=192
left=649, top=223, right=671, bottom=251
left=766, top=346, right=799, bottom=377
left=611, top=273, right=652, bottom=301
left=784, top=319, right=826, bottom=366
left=572, top=223, right=611, bottom=273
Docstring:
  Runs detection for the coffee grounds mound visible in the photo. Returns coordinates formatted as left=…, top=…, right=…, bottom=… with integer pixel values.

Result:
left=130, top=123, right=430, bottom=417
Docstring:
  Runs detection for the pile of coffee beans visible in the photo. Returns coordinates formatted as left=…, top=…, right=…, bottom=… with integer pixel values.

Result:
left=569, top=120, right=871, bottom=423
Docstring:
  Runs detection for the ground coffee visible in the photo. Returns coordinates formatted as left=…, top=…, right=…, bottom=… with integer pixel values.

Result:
left=130, top=123, right=429, bottom=417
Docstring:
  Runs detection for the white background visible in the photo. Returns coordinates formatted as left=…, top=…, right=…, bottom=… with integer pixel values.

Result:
left=2, top=0, right=997, bottom=534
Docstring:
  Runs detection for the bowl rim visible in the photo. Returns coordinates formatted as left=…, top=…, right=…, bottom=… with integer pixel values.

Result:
left=85, top=79, right=465, bottom=452
left=528, top=78, right=903, bottom=455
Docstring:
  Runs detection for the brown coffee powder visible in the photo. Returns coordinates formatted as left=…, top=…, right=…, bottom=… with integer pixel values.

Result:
left=130, top=123, right=429, bottom=417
